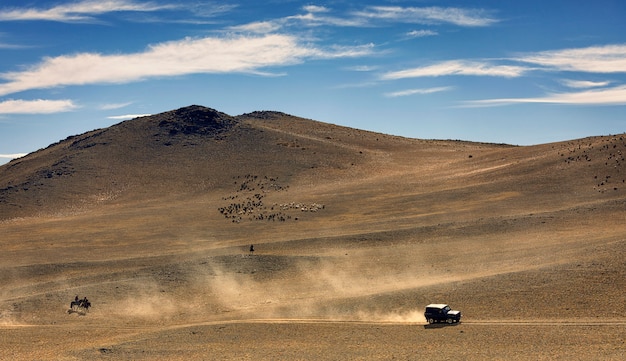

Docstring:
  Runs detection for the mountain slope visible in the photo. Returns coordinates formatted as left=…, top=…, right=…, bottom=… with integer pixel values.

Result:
left=0, top=106, right=374, bottom=219
left=1, top=105, right=625, bottom=228
left=1, top=105, right=625, bottom=360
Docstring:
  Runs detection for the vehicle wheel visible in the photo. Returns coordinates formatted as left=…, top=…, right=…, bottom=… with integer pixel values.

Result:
left=447, top=319, right=453, bottom=324
left=428, top=318, right=434, bottom=324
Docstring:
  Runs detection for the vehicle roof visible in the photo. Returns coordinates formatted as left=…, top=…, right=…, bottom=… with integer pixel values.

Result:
left=425, top=304, right=449, bottom=309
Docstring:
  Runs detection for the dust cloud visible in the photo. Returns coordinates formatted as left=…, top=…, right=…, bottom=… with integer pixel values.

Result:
left=0, top=244, right=495, bottom=326
left=180, top=252, right=433, bottom=324
left=102, top=279, right=178, bottom=320
left=0, top=308, right=21, bottom=326
left=115, top=294, right=177, bottom=319
left=357, top=310, right=426, bottom=323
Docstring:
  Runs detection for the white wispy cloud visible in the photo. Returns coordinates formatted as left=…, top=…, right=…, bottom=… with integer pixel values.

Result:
left=347, top=65, right=379, bottom=72
left=445, top=44, right=626, bottom=107
left=187, top=3, right=237, bottom=18
left=515, top=44, right=626, bottom=73
left=229, top=5, right=492, bottom=37
left=0, top=0, right=177, bottom=22
left=353, top=6, right=498, bottom=27
left=0, top=153, right=27, bottom=159
left=229, top=21, right=282, bottom=34
left=406, top=29, right=438, bottom=38
left=385, top=86, right=454, bottom=97
left=99, top=101, right=133, bottom=110
left=288, top=10, right=365, bottom=27
left=229, top=6, right=365, bottom=34
left=107, top=113, right=152, bottom=120
left=0, top=33, right=28, bottom=49
left=381, top=60, right=528, bottom=80
left=561, top=79, right=611, bottom=89
left=0, top=34, right=374, bottom=97
left=303, top=5, right=330, bottom=13
left=0, top=42, right=27, bottom=49
left=463, top=85, right=626, bottom=107
left=285, top=5, right=498, bottom=28
left=0, top=99, right=77, bottom=114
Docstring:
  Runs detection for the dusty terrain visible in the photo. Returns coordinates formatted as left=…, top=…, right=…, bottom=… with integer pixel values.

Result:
left=0, top=106, right=624, bottom=360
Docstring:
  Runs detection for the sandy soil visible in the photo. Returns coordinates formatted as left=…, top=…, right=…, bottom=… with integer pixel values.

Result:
left=1, top=216, right=624, bottom=360
left=1, top=112, right=625, bottom=360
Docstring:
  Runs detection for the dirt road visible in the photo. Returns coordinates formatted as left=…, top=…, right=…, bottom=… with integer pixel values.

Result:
left=2, top=318, right=624, bottom=360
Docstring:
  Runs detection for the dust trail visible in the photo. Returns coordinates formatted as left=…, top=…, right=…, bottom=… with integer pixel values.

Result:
left=183, top=253, right=434, bottom=323
left=104, top=279, right=177, bottom=320
left=357, top=310, right=426, bottom=323
left=0, top=306, right=24, bottom=327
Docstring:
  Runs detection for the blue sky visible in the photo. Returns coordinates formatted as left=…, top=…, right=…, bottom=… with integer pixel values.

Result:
left=1, top=0, right=625, bottom=164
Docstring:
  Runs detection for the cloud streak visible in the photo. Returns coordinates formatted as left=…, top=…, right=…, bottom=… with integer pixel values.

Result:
left=515, top=44, right=626, bottom=73
left=380, top=44, right=626, bottom=82
left=0, top=99, right=77, bottom=114
left=381, top=44, right=626, bottom=107
left=381, top=60, right=528, bottom=80
left=231, top=4, right=499, bottom=34
left=0, top=0, right=177, bottom=22
left=107, top=113, right=152, bottom=120
left=406, top=30, right=438, bottom=38
left=0, top=153, right=27, bottom=159
left=0, top=34, right=373, bottom=96
left=561, top=79, right=611, bottom=89
left=99, top=102, right=133, bottom=110
left=0, top=42, right=27, bottom=49
left=385, top=86, right=453, bottom=98
left=354, top=6, right=498, bottom=27
left=463, top=85, right=626, bottom=107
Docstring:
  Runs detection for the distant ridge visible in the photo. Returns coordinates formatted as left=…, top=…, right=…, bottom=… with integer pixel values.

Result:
left=1, top=105, right=625, bottom=222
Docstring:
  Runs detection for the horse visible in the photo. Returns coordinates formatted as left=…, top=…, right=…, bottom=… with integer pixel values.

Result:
left=70, top=300, right=81, bottom=311
left=69, top=299, right=91, bottom=313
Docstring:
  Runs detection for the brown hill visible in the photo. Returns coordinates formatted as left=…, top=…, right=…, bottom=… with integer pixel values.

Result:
left=1, top=105, right=624, bottom=360
left=0, top=105, right=405, bottom=219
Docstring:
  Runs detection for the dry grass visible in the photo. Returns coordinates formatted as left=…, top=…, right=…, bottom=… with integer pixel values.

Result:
left=1, top=106, right=625, bottom=360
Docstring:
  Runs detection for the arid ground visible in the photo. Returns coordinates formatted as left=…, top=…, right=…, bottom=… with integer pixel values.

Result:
left=1, top=106, right=624, bottom=360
